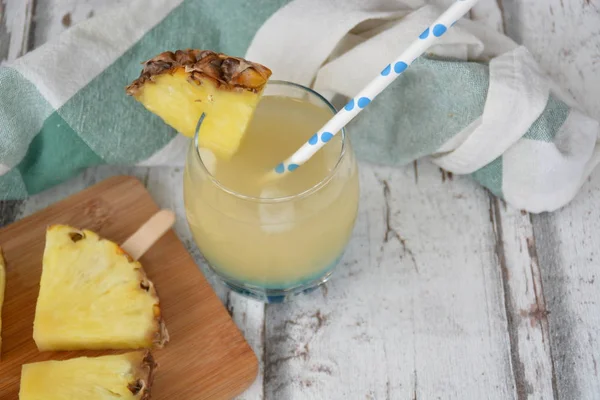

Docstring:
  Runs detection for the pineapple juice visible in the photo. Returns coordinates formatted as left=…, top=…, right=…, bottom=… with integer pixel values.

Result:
left=184, top=83, right=359, bottom=295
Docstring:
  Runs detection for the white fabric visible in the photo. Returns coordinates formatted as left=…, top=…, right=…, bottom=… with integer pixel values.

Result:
left=311, top=6, right=485, bottom=98
left=247, top=0, right=409, bottom=86
left=503, top=111, right=600, bottom=213
left=246, top=0, right=600, bottom=212
left=432, top=46, right=550, bottom=173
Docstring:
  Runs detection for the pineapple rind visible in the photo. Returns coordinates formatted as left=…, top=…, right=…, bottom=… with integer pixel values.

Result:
left=0, top=247, right=5, bottom=359
left=126, top=49, right=272, bottom=160
left=33, top=225, right=168, bottom=351
left=19, top=351, right=156, bottom=400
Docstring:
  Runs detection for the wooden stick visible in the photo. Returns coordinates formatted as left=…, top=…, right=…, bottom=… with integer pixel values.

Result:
left=121, top=210, right=176, bottom=260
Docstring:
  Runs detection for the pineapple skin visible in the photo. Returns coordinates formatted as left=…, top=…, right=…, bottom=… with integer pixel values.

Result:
left=19, top=351, right=156, bottom=400
left=33, top=225, right=169, bottom=351
left=0, top=247, right=5, bottom=359
left=126, top=50, right=272, bottom=160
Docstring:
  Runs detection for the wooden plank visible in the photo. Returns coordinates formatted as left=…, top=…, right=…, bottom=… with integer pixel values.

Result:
left=31, top=0, right=124, bottom=47
left=229, top=295, right=266, bottom=400
left=5, top=1, right=598, bottom=399
left=264, top=161, right=516, bottom=399
left=482, top=4, right=560, bottom=398
left=499, top=0, right=600, bottom=120
left=0, top=175, right=258, bottom=399
left=533, top=190, right=600, bottom=399
left=0, top=0, right=35, bottom=62
left=0, top=0, right=36, bottom=227
left=500, top=1, right=600, bottom=399
left=491, top=200, right=556, bottom=400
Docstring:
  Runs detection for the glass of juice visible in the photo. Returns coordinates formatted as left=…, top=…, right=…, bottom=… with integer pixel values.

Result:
left=183, top=81, right=359, bottom=302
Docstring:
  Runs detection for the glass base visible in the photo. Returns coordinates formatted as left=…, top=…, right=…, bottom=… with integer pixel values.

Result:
left=205, top=252, right=345, bottom=303
left=221, top=269, right=335, bottom=303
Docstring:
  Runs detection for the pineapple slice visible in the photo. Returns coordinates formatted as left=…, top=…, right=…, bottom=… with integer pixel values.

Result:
left=0, top=247, right=5, bottom=359
left=126, top=49, right=272, bottom=160
left=19, top=351, right=156, bottom=400
left=33, top=225, right=169, bottom=351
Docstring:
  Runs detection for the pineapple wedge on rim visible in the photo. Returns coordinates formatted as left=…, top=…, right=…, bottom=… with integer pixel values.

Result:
left=19, top=351, right=156, bottom=400
left=33, top=225, right=168, bottom=351
left=126, top=49, right=272, bottom=160
left=0, top=247, right=5, bottom=359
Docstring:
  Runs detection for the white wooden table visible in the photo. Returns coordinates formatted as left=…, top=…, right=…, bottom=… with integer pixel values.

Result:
left=2, top=1, right=599, bottom=399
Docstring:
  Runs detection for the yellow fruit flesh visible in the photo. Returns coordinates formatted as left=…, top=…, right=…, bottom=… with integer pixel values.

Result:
left=33, top=226, right=162, bottom=351
left=19, top=352, right=150, bottom=400
left=135, top=70, right=263, bottom=160
left=0, top=249, right=5, bottom=358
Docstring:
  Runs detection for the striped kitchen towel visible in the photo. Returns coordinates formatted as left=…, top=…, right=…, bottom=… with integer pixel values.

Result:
left=0, top=0, right=598, bottom=212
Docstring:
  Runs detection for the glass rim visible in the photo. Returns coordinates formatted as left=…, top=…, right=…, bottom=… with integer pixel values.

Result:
left=191, top=80, right=347, bottom=204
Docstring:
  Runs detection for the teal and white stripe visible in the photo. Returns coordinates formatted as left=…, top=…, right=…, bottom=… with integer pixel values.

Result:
left=1, top=0, right=598, bottom=213
left=0, top=0, right=290, bottom=198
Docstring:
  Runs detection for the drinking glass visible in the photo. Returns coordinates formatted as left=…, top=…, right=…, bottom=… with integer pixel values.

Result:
left=183, top=81, right=359, bottom=302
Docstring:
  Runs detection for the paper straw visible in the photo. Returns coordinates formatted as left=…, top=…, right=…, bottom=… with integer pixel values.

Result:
left=267, top=0, right=479, bottom=180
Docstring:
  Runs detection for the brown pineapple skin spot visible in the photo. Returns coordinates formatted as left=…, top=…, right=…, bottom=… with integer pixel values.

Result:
left=140, top=279, right=151, bottom=292
left=125, top=49, right=272, bottom=96
left=68, top=231, right=85, bottom=242
left=135, top=351, right=157, bottom=400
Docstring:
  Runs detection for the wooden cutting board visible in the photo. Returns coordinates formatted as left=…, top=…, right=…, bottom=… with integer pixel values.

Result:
left=0, top=176, right=258, bottom=399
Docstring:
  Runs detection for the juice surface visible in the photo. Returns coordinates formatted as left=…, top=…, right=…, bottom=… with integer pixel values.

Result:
left=213, top=96, right=340, bottom=198
left=184, top=95, right=359, bottom=288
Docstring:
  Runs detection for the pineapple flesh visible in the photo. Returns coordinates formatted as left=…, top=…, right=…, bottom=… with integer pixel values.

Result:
left=126, top=49, right=272, bottom=160
left=19, top=351, right=156, bottom=400
left=33, top=225, right=168, bottom=351
left=0, top=247, right=5, bottom=359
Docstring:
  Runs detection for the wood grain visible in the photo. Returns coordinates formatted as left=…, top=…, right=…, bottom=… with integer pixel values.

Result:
left=0, top=0, right=34, bottom=62
left=533, top=178, right=600, bottom=399
left=500, top=1, right=600, bottom=399
left=262, top=162, right=516, bottom=399
left=491, top=200, right=556, bottom=400
left=500, top=0, right=600, bottom=120
left=0, top=176, right=258, bottom=399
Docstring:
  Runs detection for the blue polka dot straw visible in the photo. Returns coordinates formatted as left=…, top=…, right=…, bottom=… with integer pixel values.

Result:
left=267, top=0, right=479, bottom=180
